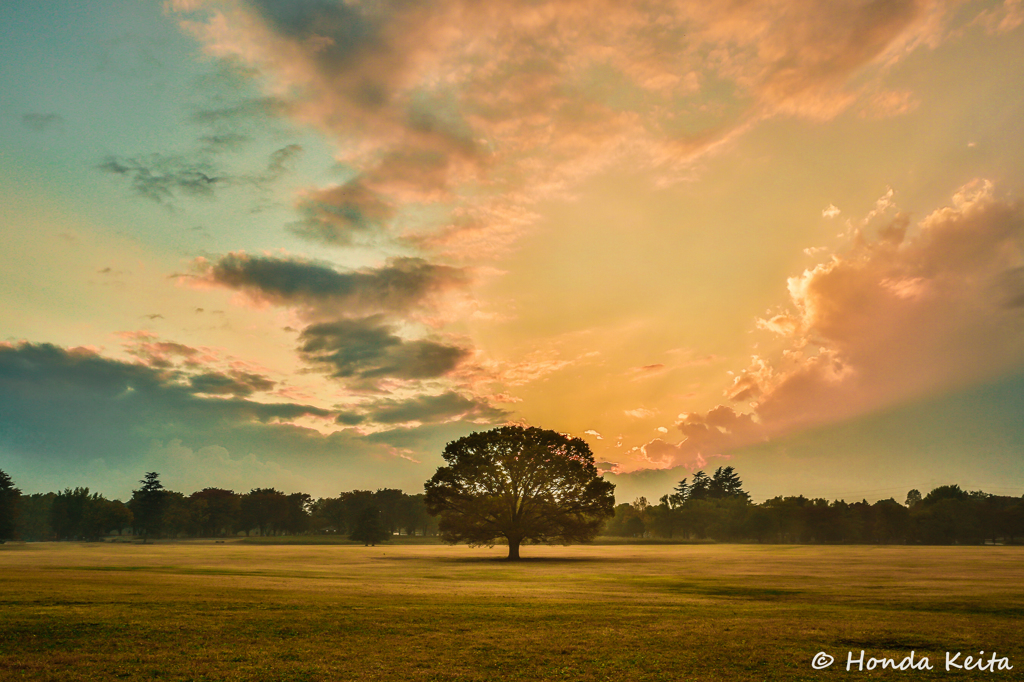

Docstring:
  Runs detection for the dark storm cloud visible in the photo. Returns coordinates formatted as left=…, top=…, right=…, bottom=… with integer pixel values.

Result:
left=204, top=253, right=467, bottom=314
left=98, top=155, right=221, bottom=203
left=337, top=391, right=505, bottom=426
left=189, top=370, right=275, bottom=396
left=299, top=317, right=469, bottom=382
left=22, top=113, right=64, bottom=132
left=0, top=343, right=332, bottom=470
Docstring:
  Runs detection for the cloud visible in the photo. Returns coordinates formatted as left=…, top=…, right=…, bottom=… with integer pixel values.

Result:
left=0, top=342, right=328, bottom=463
left=192, top=96, right=288, bottom=126
left=118, top=332, right=216, bottom=369
left=199, top=132, right=251, bottom=152
left=98, top=154, right=221, bottom=204
left=298, top=316, right=470, bottom=384
left=199, top=252, right=468, bottom=318
left=195, top=253, right=479, bottom=389
left=98, top=141, right=303, bottom=205
left=265, top=143, right=304, bottom=177
left=822, top=204, right=841, bottom=219
left=623, top=405, right=764, bottom=471
left=0, top=342, right=484, bottom=498
left=483, top=347, right=600, bottom=388
left=633, top=180, right=1024, bottom=469
left=22, top=113, right=64, bottom=132
left=142, top=440, right=316, bottom=495
left=971, top=0, right=1024, bottom=34
left=753, top=179, right=1024, bottom=426
left=337, top=391, right=505, bottom=427
left=624, top=408, right=657, bottom=419
left=287, top=179, right=395, bottom=245
left=189, top=370, right=275, bottom=396
left=171, top=0, right=955, bottom=258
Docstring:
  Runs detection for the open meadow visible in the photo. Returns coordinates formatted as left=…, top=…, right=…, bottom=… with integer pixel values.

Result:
left=1, top=542, right=1022, bottom=681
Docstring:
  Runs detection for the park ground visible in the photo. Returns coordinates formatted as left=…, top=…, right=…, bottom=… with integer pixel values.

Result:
left=0, top=541, right=1022, bottom=681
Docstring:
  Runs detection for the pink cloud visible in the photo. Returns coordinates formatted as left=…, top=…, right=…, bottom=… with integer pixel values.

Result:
left=635, top=179, right=1024, bottom=469
left=171, top=0, right=964, bottom=260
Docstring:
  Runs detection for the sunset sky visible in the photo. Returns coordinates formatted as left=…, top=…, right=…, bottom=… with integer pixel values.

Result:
left=2, top=0, right=1023, bottom=504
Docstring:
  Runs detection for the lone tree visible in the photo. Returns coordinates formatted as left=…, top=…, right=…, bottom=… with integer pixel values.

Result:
left=425, top=425, right=615, bottom=560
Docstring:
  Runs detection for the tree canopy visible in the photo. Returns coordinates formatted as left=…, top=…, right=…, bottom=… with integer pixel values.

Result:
left=349, top=506, right=390, bottom=546
left=130, top=472, right=165, bottom=543
left=0, top=469, right=21, bottom=541
left=424, top=425, right=615, bottom=560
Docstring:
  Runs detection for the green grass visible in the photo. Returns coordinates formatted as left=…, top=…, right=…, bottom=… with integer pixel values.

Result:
left=1, top=542, right=1022, bottom=680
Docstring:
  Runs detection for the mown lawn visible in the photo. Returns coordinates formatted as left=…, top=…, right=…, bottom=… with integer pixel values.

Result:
left=0, top=542, right=1021, bottom=680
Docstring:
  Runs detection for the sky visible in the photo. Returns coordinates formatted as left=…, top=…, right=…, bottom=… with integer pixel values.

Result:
left=2, top=0, right=1023, bottom=504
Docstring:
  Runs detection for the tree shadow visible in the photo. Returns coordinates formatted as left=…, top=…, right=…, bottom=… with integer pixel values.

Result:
left=411, top=554, right=630, bottom=564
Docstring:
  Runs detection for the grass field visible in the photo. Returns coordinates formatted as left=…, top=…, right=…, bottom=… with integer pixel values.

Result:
left=1, top=542, right=1022, bottom=681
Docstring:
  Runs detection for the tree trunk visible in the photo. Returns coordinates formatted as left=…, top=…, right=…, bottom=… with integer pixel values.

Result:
left=507, top=537, right=521, bottom=561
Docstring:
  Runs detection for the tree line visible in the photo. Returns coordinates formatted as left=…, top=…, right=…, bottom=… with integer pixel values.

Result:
left=0, top=470, right=438, bottom=542
left=605, top=466, right=1024, bottom=544
left=3, top=464, right=1023, bottom=545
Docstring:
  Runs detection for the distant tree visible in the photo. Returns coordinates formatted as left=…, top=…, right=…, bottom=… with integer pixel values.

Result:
left=400, top=493, right=438, bottom=537
left=602, top=502, right=639, bottom=537
left=762, top=496, right=810, bottom=543
left=683, top=498, right=724, bottom=539
left=922, top=484, right=968, bottom=505
left=49, top=488, right=129, bottom=540
left=688, top=471, right=711, bottom=501
left=349, top=506, right=389, bottom=546
left=160, top=491, right=191, bottom=538
left=425, top=426, right=615, bottom=560
left=188, top=488, right=239, bottom=537
left=0, top=469, right=21, bottom=541
left=374, top=488, right=406, bottom=534
left=283, top=493, right=312, bottom=535
left=239, top=488, right=289, bottom=536
left=130, top=472, right=166, bottom=543
left=623, top=513, right=646, bottom=537
left=51, top=487, right=91, bottom=540
left=1002, top=501, right=1024, bottom=543
left=709, top=466, right=750, bottom=501
left=803, top=498, right=843, bottom=543
left=669, top=478, right=689, bottom=506
left=871, top=498, right=909, bottom=543
left=100, top=499, right=133, bottom=536
left=310, top=496, right=346, bottom=534
left=339, top=490, right=377, bottom=534
left=625, top=497, right=651, bottom=537
left=15, top=493, right=55, bottom=541
left=742, top=505, right=777, bottom=543
left=647, top=494, right=685, bottom=538
left=905, top=489, right=922, bottom=508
